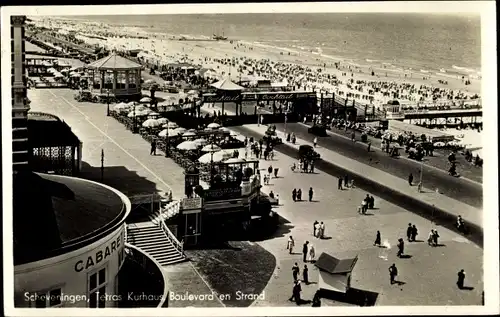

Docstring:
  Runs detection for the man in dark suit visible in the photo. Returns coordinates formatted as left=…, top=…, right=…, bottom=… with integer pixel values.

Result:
left=302, top=241, right=309, bottom=262
left=457, top=269, right=465, bottom=289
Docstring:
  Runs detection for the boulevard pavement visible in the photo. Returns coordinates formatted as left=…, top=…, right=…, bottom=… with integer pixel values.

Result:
left=29, top=88, right=483, bottom=306
left=219, top=103, right=483, bottom=208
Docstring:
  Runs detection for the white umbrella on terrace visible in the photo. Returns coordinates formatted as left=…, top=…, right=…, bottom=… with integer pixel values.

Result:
left=147, top=112, right=160, bottom=118
left=47, top=67, right=56, bottom=73
left=201, top=144, right=221, bottom=152
left=157, top=117, right=169, bottom=125
left=198, top=152, right=224, bottom=164
left=70, top=72, right=81, bottom=77
left=207, top=122, right=221, bottom=129
left=142, top=119, right=160, bottom=128
left=163, top=121, right=178, bottom=129
left=113, top=103, right=130, bottom=112
left=128, top=110, right=149, bottom=118
left=171, top=127, right=187, bottom=134
left=176, top=140, right=199, bottom=151
left=158, top=129, right=180, bottom=138
left=193, top=138, right=208, bottom=146
left=182, top=131, right=197, bottom=137
left=225, top=157, right=246, bottom=164
left=140, top=96, right=152, bottom=103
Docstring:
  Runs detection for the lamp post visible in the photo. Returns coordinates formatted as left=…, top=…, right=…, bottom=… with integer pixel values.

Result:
left=418, top=158, right=424, bottom=192
left=100, top=149, right=104, bottom=182
left=165, top=121, right=169, bottom=158
left=284, top=112, right=288, bottom=135
left=106, top=89, right=110, bottom=116
left=210, top=143, right=215, bottom=185
left=132, top=102, right=137, bottom=133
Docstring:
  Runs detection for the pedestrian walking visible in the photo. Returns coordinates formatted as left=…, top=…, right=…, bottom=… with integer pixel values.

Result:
left=150, top=140, right=157, bottom=155
left=406, top=223, right=413, bottom=241
left=308, top=244, right=316, bottom=262
left=302, top=241, right=309, bottom=262
left=408, top=173, right=414, bottom=186
left=367, top=141, right=371, bottom=152
left=308, top=187, right=314, bottom=202
left=290, top=280, right=302, bottom=305
left=411, top=225, right=418, bottom=242
left=313, top=137, right=318, bottom=147
left=274, top=167, right=279, bottom=178
left=433, top=230, right=440, bottom=245
left=297, top=188, right=302, bottom=201
left=313, top=220, right=319, bottom=237
left=351, top=131, right=356, bottom=142
left=338, top=178, right=343, bottom=190
left=287, top=236, right=295, bottom=254
left=389, top=263, right=398, bottom=284
left=457, top=269, right=465, bottom=289
left=319, top=222, right=325, bottom=239
left=292, top=188, right=297, bottom=202
left=267, top=165, right=273, bottom=176
left=292, top=263, right=300, bottom=281
left=361, top=199, right=367, bottom=214
left=314, top=221, right=321, bottom=238
left=428, top=229, right=435, bottom=246
left=344, top=175, right=349, bottom=188
left=374, top=230, right=381, bottom=246
left=397, top=238, right=404, bottom=257
left=303, top=265, right=309, bottom=284
left=369, top=195, right=375, bottom=209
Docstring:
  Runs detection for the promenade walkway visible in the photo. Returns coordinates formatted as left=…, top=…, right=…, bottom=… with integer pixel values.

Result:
left=29, top=88, right=483, bottom=307
left=200, top=105, right=483, bottom=231
left=227, top=132, right=483, bottom=306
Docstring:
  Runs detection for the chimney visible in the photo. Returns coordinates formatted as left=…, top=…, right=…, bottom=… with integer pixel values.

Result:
left=11, top=15, right=30, bottom=172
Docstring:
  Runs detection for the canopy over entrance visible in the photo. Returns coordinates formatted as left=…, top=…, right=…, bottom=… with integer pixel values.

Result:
left=211, top=78, right=244, bottom=91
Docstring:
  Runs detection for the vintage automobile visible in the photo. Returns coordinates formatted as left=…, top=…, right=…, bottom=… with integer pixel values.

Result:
left=298, top=144, right=321, bottom=161
left=74, top=90, right=95, bottom=102
left=308, top=124, right=328, bottom=137
left=262, top=126, right=282, bottom=146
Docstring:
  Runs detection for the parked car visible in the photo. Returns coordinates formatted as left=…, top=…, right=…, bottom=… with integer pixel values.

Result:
left=308, top=124, right=328, bottom=137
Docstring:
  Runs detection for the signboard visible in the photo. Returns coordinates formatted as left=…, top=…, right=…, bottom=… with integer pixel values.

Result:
left=203, top=92, right=316, bottom=103
left=181, top=197, right=203, bottom=210
left=74, top=227, right=124, bottom=273
left=205, top=186, right=242, bottom=201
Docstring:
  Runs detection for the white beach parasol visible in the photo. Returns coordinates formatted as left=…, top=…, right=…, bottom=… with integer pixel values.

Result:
left=158, top=129, right=180, bottom=138
left=70, top=72, right=81, bottom=77
left=47, top=67, right=56, bottom=73
left=128, top=110, right=149, bottom=117
left=207, top=123, right=221, bottom=129
left=193, top=138, right=208, bottom=146
left=142, top=119, right=160, bottom=128
left=113, top=103, right=130, bottom=112
left=53, top=73, right=64, bottom=78
left=163, top=121, right=178, bottom=129
left=176, top=140, right=199, bottom=151
left=157, top=117, right=169, bottom=125
left=225, top=157, right=246, bottom=164
left=171, top=127, right=187, bottom=134
left=140, top=97, right=152, bottom=103
left=187, top=90, right=198, bottom=95
left=182, top=131, right=197, bottom=137
left=198, top=152, right=224, bottom=164
left=201, top=144, right=221, bottom=152
left=147, top=112, right=160, bottom=118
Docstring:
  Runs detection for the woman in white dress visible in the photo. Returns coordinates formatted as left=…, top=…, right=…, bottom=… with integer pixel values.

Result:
left=287, top=236, right=295, bottom=254
left=308, top=244, right=316, bottom=262
left=314, top=222, right=321, bottom=238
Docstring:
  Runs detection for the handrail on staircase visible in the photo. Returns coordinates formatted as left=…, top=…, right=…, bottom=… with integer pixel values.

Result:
left=160, top=219, right=184, bottom=255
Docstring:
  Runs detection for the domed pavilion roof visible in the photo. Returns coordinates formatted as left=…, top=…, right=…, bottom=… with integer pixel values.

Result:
left=87, top=53, right=143, bottom=71
left=13, top=172, right=129, bottom=265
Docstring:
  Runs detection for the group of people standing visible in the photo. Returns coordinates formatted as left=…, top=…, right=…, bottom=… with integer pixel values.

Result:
left=287, top=237, right=316, bottom=263
left=313, top=220, right=326, bottom=239
left=292, top=187, right=314, bottom=202
left=359, top=194, right=375, bottom=214
left=337, top=174, right=353, bottom=190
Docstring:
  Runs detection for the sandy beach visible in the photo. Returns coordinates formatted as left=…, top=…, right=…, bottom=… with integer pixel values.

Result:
left=31, top=17, right=481, bottom=107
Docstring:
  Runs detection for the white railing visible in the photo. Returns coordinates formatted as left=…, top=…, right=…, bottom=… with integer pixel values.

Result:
left=160, top=219, right=184, bottom=255
left=124, top=243, right=169, bottom=308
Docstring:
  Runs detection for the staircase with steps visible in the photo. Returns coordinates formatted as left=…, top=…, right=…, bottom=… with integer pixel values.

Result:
left=127, top=224, right=187, bottom=266
left=147, top=200, right=182, bottom=224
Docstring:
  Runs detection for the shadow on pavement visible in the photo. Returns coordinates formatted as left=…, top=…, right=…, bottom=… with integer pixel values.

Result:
left=79, top=161, right=163, bottom=223
left=320, top=288, right=379, bottom=306
left=185, top=241, right=276, bottom=307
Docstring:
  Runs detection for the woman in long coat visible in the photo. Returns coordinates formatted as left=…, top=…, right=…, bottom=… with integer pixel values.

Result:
left=307, top=244, right=316, bottom=262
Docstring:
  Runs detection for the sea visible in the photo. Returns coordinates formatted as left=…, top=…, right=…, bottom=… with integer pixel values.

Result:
left=71, top=13, right=481, bottom=77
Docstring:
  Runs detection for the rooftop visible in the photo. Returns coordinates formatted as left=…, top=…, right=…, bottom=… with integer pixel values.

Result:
left=211, top=78, right=244, bottom=91
left=13, top=172, right=128, bottom=265
left=28, top=112, right=80, bottom=148
left=87, top=53, right=143, bottom=71
left=314, top=253, right=358, bottom=274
